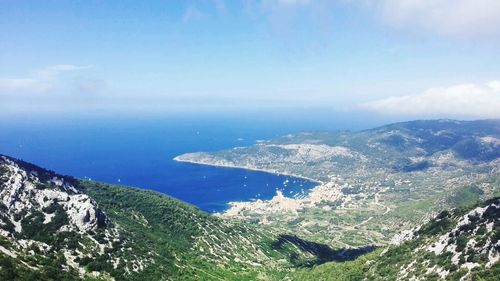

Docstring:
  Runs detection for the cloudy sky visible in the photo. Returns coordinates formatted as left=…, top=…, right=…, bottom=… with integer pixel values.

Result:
left=1, top=0, right=499, bottom=118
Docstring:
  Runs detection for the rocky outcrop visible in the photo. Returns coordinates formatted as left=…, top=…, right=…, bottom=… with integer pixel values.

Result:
left=386, top=198, right=500, bottom=280
left=0, top=155, right=108, bottom=235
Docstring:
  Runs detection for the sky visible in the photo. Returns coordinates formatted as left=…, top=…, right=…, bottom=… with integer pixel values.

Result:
left=1, top=0, right=500, bottom=119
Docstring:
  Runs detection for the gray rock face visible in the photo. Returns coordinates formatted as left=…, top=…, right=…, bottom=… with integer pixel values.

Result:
left=0, top=155, right=107, bottom=236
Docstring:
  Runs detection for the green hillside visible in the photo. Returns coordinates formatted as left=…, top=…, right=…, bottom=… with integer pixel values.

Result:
left=294, top=197, right=500, bottom=280
left=0, top=155, right=349, bottom=280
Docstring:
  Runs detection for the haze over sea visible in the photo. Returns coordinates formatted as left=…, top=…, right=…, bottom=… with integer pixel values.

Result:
left=0, top=112, right=393, bottom=213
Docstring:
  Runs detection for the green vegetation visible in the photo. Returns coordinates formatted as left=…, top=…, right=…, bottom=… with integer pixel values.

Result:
left=1, top=119, right=499, bottom=280
left=75, top=180, right=337, bottom=280
left=293, top=250, right=381, bottom=281
left=446, top=185, right=484, bottom=207
left=293, top=198, right=500, bottom=280
left=175, top=119, right=500, bottom=249
left=0, top=236, right=87, bottom=281
left=3, top=175, right=495, bottom=280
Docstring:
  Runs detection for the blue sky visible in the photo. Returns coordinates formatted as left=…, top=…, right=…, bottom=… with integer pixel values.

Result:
left=1, top=0, right=500, bottom=118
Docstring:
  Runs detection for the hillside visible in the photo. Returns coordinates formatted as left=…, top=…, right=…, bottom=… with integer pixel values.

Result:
left=175, top=119, right=500, bottom=248
left=1, top=119, right=499, bottom=280
left=2, top=152, right=497, bottom=280
left=0, top=155, right=340, bottom=280
left=294, top=197, right=500, bottom=280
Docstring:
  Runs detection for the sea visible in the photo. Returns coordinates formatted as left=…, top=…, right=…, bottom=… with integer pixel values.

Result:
left=0, top=112, right=389, bottom=213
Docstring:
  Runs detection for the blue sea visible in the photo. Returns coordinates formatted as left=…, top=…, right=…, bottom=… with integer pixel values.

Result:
left=0, top=112, right=389, bottom=213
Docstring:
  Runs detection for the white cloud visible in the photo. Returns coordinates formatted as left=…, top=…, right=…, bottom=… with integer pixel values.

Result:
left=248, top=0, right=500, bottom=42
left=275, top=0, right=312, bottom=6
left=0, top=78, right=52, bottom=93
left=360, top=80, right=500, bottom=118
left=37, top=64, right=92, bottom=80
left=181, top=1, right=499, bottom=44
left=213, top=0, right=227, bottom=13
left=181, top=1, right=229, bottom=23
left=72, top=77, right=106, bottom=94
left=182, top=5, right=206, bottom=23
left=0, top=64, right=92, bottom=95
left=45, top=64, right=91, bottom=71
left=373, top=0, right=500, bottom=40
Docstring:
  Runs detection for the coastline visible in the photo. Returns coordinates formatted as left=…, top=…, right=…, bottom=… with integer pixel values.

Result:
left=173, top=156, right=324, bottom=185
left=173, top=155, right=337, bottom=218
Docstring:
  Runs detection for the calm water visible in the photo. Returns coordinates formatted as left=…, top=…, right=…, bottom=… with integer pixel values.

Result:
left=0, top=113, right=388, bottom=212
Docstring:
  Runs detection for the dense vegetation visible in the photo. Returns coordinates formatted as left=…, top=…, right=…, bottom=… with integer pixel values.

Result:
left=79, top=180, right=360, bottom=280
left=0, top=155, right=337, bottom=281
left=2, top=176, right=498, bottom=280
left=294, top=198, right=500, bottom=281
left=79, top=180, right=224, bottom=280
left=0, top=236, right=81, bottom=281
